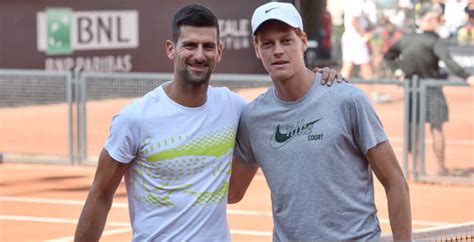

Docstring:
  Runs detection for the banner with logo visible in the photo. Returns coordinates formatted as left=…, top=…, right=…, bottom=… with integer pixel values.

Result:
left=0, top=0, right=268, bottom=74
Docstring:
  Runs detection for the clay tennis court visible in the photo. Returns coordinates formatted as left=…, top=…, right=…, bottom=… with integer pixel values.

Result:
left=1, top=84, right=473, bottom=241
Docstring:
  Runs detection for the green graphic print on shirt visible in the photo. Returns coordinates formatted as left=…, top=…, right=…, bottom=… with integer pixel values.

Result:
left=186, top=182, right=229, bottom=205
left=132, top=127, right=236, bottom=207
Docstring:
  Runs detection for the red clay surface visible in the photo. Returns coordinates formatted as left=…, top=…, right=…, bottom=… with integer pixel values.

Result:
left=0, top=83, right=473, bottom=241
left=0, top=163, right=473, bottom=241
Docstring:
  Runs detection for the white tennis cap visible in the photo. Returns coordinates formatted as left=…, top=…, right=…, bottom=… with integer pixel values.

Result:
left=251, top=2, right=303, bottom=35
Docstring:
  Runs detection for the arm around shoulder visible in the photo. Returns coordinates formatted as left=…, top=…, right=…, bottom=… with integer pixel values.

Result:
left=74, top=149, right=130, bottom=242
left=228, top=156, right=258, bottom=204
left=366, top=141, right=412, bottom=241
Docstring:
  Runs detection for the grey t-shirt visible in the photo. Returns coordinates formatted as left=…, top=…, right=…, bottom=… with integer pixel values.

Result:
left=234, top=74, right=388, bottom=241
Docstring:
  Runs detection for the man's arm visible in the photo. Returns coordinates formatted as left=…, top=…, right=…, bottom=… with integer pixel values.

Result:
left=351, top=16, right=372, bottom=41
left=74, top=149, right=130, bottom=242
left=433, top=40, right=471, bottom=80
left=366, top=141, right=412, bottom=241
left=228, top=156, right=258, bottom=204
left=383, top=40, right=402, bottom=73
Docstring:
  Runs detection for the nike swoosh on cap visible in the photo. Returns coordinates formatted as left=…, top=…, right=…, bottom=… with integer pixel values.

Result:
left=265, top=7, right=279, bottom=13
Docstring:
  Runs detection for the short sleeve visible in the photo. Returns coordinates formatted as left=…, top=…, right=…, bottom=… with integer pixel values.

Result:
left=229, top=90, right=249, bottom=114
left=104, top=101, right=141, bottom=163
left=350, top=89, right=388, bottom=155
left=234, top=109, right=258, bottom=167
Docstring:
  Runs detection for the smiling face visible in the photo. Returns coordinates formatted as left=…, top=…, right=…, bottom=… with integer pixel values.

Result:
left=166, top=25, right=223, bottom=86
left=254, top=20, right=307, bottom=82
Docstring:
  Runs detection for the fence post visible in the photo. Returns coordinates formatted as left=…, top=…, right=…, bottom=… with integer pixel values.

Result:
left=403, top=78, right=411, bottom=178
left=419, top=80, right=428, bottom=176
left=411, top=75, right=419, bottom=181
left=80, top=73, right=88, bottom=164
left=74, top=69, right=81, bottom=164
left=67, top=72, right=74, bottom=165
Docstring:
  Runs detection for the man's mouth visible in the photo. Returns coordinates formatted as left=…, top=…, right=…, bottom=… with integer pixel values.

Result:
left=188, top=63, right=208, bottom=72
left=272, top=60, right=289, bottom=66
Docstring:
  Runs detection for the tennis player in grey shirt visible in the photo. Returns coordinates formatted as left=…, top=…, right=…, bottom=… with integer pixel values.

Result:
left=228, top=2, right=412, bottom=241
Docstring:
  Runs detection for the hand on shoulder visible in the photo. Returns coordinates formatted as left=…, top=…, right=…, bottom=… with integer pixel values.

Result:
left=312, top=67, right=348, bottom=86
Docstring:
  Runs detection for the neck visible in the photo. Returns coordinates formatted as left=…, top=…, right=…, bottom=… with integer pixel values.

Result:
left=273, top=68, right=316, bottom=102
left=164, top=78, right=208, bottom=107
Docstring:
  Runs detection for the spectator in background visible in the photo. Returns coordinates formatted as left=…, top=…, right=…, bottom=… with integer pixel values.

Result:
left=340, top=0, right=376, bottom=81
left=457, top=0, right=474, bottom=45
left=340, top=0, right=391, bottom=102
left=384, top=3, right=474, bottom=176
left=326, top=0, right=346, bottom=67
left=443, top=0, right=468, bottom=38
left=316, top=0, right=332, bottom=60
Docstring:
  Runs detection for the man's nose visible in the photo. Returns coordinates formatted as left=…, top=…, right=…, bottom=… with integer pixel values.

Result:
left=194, top=46, right=206, bottom=62
left=274, top=42, right=284, bottom=56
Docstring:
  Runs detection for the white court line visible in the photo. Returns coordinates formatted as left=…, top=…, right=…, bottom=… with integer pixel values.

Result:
left=0, top=195, right=272, bottom=216
left=0, top=196, right=456, bottom=227
left=227, top=209, right=272, bottom=216
left=0, top=214, right=272, bottom=240
left=46, top=227, right=133, bottom=242
left=0, top=214, right=457, bottom=240
left=230, top=229, right=272, bottom=237
left=0, top=215, right=129, bottom=227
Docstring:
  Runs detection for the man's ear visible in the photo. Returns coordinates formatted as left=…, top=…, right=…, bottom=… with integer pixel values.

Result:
left=301, top=31, right=308, bottom=52
left=165, top=40, right=175, bottom=60
left=216, top=41, right=224, bottom=63
left=253, top=38, right=261, bottom=59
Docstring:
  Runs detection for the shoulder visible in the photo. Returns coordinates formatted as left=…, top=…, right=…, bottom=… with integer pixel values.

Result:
left=420, top=31, right=441, bottom=43
left=209, top=85, right=248, bottom=108
left=321, top=82, right=371, bottom=112
left=322, top=82, right=366, bottom=100
left=115, top=86, right=162, bottom=123
left=242, top=87, right=272, bottom=112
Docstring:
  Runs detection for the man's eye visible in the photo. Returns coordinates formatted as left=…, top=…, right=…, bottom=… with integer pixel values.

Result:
left=183, top=44, right=195, bottom=49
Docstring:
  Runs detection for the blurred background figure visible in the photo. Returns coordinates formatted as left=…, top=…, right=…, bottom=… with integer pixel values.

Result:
left=457, top=0, right=474, bottom=45
left=443, top=0, right=468, bottom=38
left=340, top=0, right=394, bottom=102
left=384, top=2, right=474, bottom=176
left=340, top=0, right=376, bottom=81
left=316, top=0, right=333, bottom=60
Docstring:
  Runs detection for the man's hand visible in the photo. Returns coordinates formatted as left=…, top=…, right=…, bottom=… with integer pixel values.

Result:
left=313, top=67, right=347, bottom=86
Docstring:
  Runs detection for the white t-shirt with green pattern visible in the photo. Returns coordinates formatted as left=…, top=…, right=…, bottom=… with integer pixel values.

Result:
left=105, top=82, right=247, bottom=241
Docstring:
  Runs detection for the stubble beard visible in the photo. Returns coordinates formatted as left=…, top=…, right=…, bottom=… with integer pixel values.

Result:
left=179, top=66, right=212, bottom=86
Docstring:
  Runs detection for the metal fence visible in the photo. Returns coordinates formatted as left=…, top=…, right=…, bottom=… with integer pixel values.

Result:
left=0, top=69, right=73, bottom=164
left=416, top=79, right=472, bottom=184
left=76, top=72, right=273, bottom=164
left=1, top=69, right=472, bottom=184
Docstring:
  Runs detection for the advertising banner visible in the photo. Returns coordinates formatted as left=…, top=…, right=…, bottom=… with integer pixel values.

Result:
left=0, top=0, right=268, bottom=74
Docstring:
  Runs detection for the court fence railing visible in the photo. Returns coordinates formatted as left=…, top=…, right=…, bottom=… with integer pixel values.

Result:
left=0, top=69, right=472, bottom=185
left=415, top=78, right=470, bottom=184
left=0, top=69, right=73, bottom=164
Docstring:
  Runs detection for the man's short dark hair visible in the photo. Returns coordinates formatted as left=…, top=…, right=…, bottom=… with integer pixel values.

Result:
left=417, top=3, right=443, bottom=19
left=172, top=4, right=220, bottom=43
